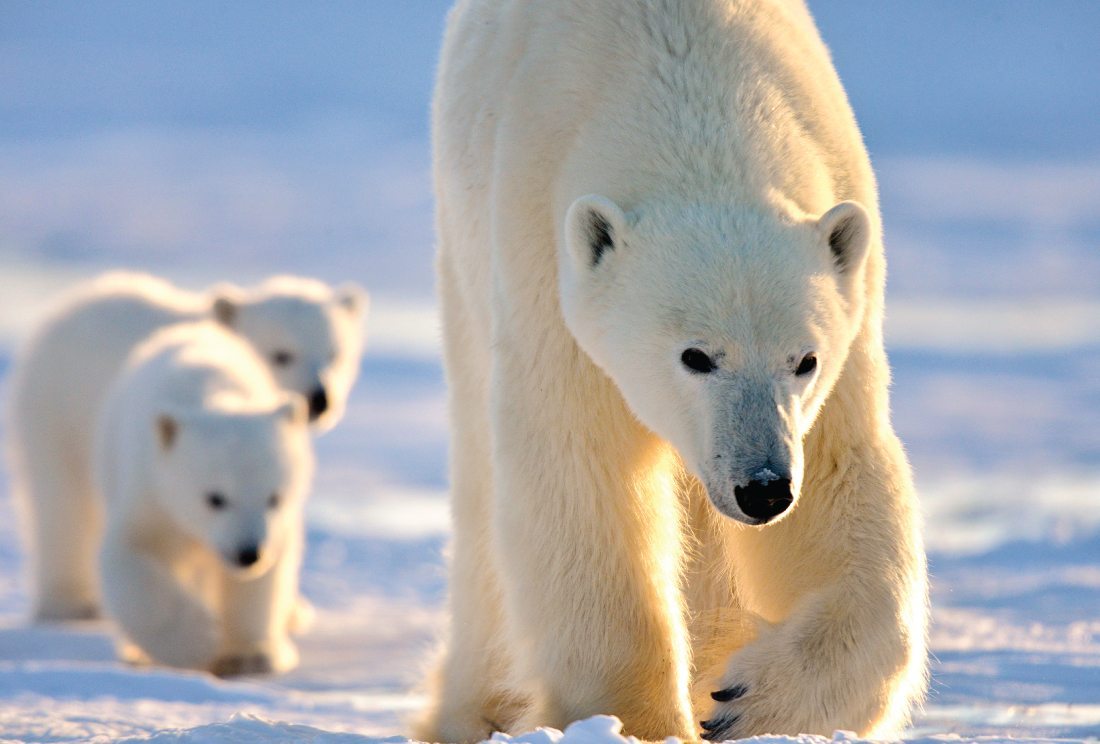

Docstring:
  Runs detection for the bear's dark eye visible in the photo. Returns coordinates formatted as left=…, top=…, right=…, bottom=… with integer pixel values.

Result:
left=795, top=353, right=818, bottom=376
left=268, top=493, right=280, bottom=510
left=206, top=492, right=227, bottom=510
left=681, top=348, right=716, bottom=374
left=271, top=350, right=295, bottom=367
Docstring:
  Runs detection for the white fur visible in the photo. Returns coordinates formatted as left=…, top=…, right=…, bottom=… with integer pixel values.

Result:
left=95, top=321, right=314, bottom=673
left=419, top=0, right=927, bottom=740
left=7, top=271, right=366, bottom=621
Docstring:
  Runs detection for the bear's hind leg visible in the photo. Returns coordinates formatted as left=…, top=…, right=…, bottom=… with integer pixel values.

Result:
left=18, top=437, right=103, bottom=622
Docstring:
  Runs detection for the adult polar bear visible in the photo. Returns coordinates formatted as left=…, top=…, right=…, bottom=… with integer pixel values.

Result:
left=422, top=0, right=927, bottom=741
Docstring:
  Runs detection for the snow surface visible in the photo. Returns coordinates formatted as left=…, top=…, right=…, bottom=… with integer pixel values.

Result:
left=1, top=3, right=1098, bottom=742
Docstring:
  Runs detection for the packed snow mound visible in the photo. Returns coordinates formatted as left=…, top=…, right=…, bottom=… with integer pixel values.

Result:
left=107, top=714, right=1085, bottom=744
left=115, top=713, right=403, bottom=743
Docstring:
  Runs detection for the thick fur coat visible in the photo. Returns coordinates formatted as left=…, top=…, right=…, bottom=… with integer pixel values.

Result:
left=420, top=0, right=927, bottom=740
left=96, top=322, right=314, bottom=673
left=8, top=271, right=365, bottom=621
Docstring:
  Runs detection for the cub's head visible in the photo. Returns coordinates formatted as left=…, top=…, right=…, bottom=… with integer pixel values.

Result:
left=152, top=399, right=314, bottom=576
left=559, top=195, right=873, bottom=526
left=210, top=277, right=367, bottom=432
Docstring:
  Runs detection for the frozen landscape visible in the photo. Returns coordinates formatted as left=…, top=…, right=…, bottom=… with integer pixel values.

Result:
left=1, top=2, right=1098, bottom=741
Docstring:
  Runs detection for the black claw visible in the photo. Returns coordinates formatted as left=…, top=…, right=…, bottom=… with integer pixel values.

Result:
left=699, top=716, right=739, bottom=741
left=710, top=684, right=747, bottom=702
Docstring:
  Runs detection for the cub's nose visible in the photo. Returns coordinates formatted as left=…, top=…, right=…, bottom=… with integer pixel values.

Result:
left=734, top=477, right=793, bottom=523
left=236, top=546, right=260, bottom=568
left=307, top=387, right=328, bottom=420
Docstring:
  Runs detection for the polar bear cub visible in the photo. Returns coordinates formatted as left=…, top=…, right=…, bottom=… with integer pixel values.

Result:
left=96, top=321, right=314, bottom=674
left=8, top=271, right=366, bottom=622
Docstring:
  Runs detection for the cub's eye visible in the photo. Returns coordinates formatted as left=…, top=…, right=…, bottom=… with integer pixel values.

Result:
left=681, top=348, right=716, bottom=374
left=795, top=353, right=818, bottom=376
left=267, top=493, right=280, bottom=510
left=206, top=492, right=227, bottom=510
left=271, top=350, right=295, bottom=367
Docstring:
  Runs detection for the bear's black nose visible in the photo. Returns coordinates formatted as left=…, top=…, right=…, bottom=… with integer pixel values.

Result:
left=734, top=478, right=793, bottom=523
left=236, top=546, right=260, bottom=568
left=308, top=387, right=328, bottom=420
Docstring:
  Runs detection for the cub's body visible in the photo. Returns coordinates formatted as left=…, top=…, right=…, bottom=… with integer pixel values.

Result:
left=8, top=272, right=365, bottom=621
left=96, top=322, right=313, bottom=674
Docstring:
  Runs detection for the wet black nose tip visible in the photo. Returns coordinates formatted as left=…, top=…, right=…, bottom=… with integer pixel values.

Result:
left=236, top=546, right=260, bottom=568
left=734, top=478, right=793, bottom=523
left=307, top=387, right=328, bottom=420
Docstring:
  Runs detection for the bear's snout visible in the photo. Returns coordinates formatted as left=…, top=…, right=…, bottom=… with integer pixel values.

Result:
left=236, top=545, right=261, bottom=568
left=307, top=387, right=328, bottom=420
left=734, top=476, right=793, bottom=524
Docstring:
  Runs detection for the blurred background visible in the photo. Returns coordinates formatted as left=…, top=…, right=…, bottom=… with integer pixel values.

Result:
left=0, top=2, right=1098, bottom=740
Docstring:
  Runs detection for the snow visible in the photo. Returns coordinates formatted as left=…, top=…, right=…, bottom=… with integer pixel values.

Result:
left=1, top=2, right=1098, bottom=743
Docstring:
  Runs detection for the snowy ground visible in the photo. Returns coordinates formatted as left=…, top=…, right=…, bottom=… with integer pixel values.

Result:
left=1, top=2, right=1098, bottom=742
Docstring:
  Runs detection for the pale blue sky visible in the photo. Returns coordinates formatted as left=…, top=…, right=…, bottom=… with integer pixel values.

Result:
left=2, top=2, right=1098, bottom=157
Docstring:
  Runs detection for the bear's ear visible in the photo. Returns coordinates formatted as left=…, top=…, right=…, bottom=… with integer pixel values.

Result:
left=334, top=282, right=369, bottom=317
left=565, top=194, right=629, bottom=269
left=817, top=201, right=871, bottom=278
left=209, top=283, right=245, bottom=328
left=156, top=414, right=178, bottom=452
left=275, top=395, right=308, bottom=427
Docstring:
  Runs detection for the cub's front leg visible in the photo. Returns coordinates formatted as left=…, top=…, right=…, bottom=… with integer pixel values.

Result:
left=701, top=575, right=927, bottom=740
left=100, top=531, right=221, bottom=670
left=214, top=533, right=302, bottom=677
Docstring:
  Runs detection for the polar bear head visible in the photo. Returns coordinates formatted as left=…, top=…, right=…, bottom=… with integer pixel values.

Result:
left=210, top=277, right=368, bottom=432
left=152, top=399, right=314, bottom=576
left=559, top=195, right=873, bottom=526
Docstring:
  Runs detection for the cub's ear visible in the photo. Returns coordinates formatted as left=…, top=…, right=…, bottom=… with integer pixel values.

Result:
left=156, top=414, right=178, bottom=452
left=334, top=282, right=369, bottom=317
left=275, top=395, right=308, bottom=427
left=209, top=283, right=245, bottom=328
left=817, top=201, right=871, bottom=277
left=565, top=194, right=629, bottom=269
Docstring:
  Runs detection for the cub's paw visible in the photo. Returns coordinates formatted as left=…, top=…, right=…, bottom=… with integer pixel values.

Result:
left=287, top=595, right=316, bottom=635
left=212, top=639, right=298, bottom=677
left=144, top=599, right=220, bottom=670
left=117, top=640, right=152, bottom=667
left=211, top=651, right=274, bottom=677
left=34, top=598, right=101, bottom=623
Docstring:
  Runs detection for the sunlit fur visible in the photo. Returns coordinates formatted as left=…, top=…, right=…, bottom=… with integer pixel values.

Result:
left=7, top=271, right=365, bottom=622
left=95, top=322, right=314, bottom=672
left=420, top=0, right=927, bottom=741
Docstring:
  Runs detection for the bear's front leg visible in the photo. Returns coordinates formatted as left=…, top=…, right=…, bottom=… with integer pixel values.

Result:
left=214, top=533, right=301, bottom=677
left=491, top=346, right=695, bottom=740
left=701, top=573, right=927, bottom=740
left=100, top=531, right=220, bottom=670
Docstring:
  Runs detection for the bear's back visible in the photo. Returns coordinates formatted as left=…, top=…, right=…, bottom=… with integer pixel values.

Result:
left=438, top=0, right=874, bottom=220
left=9, top=272, right=208, bottom=453
left=120, top=321, right=282, bottom=417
